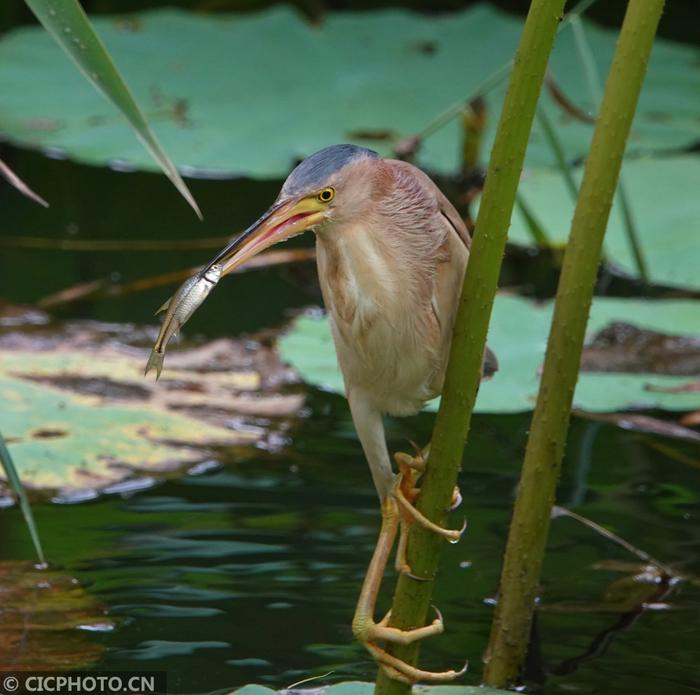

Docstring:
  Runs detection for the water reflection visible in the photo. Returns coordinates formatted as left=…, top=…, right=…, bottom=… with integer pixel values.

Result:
left=1, top=403, right=697, bottom=694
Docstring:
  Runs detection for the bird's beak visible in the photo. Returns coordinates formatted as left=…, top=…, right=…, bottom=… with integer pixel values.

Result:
left=203, top=196, right=326, bottom=277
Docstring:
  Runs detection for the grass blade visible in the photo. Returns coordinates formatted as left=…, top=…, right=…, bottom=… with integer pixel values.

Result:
left=23, top=0, right=201, bottom=219
left=0, top=432, right=46, bottom=566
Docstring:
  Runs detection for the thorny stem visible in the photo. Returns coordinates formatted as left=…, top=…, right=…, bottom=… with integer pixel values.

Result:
left=374, top=2, right=566, bottom=694
left=484, top=1, right=665, bottom=687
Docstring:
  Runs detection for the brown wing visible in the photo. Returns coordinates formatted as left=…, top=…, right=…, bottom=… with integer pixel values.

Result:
left=386, top=159, right=496, bottom=381
left=436, top=190, right=471, bottom=250
left=386, top=159, right=471, bottom=250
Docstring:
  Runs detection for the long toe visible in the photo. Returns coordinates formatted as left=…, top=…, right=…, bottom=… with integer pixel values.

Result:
left=393, top=484, right=466, bottom=542
left=365, top=643, right=468, bottom=684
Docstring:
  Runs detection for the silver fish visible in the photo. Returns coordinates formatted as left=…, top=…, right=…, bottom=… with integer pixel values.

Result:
left=144, top=264, right=222, bottom=379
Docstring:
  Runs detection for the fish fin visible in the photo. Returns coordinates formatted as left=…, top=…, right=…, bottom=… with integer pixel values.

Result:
left=155, top=299, right=171, bottom=316
left=144, top=349, right=164, bottom=380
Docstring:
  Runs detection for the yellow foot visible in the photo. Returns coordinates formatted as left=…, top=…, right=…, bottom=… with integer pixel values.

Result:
left=393, top=448, right=463, bottom=531
left=353, top=609, right=467, bottom=684
left=367, top=642, right=468, bottom=684
left=394, top=485, right=466, bottom=542
left=392, top=448, right=465, bottom=576
left=353, top=606, right=443, bottom=645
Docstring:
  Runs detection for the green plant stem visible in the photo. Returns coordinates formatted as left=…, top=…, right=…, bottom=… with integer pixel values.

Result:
left=616, top=182, right=650, bottom=284
left=484, top=1, right=665, bottom=688
left=571, top=15, right=650, bottom=285
left=374, top=3, right=566, bottom=694
left=416, top=0, right=598, bottom=141
left=0, top=432, right=46, bottom=565
left=536, top=108, right=578, bottom=202
left=515, top=193, right=551, bottom=248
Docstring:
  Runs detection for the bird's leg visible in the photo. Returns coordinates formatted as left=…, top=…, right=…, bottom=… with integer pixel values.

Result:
left=352, top=495, right=443, bottom=643
left=393, top=446, right=464, bottom=575
left=347, top=394, right=465, bottom=682
left=352, top=495, right=466, bottom=683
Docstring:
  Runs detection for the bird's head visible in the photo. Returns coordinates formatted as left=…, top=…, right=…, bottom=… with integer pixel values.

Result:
left=203, top=144, right=380, bottom=277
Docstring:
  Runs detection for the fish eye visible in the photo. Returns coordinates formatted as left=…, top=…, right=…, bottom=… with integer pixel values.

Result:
left=318, top=187, right=335, bottom=203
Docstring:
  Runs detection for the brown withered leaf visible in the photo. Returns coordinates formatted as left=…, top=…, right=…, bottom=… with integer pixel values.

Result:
left=581, top=322, right=700, bottom=376
left=0, top=317, right=303, bottom=500
left=37, top=249, right=316, bottom=309
left=647, top=379, right=700, bottom=395
left=544, top=71, right=595, bottom=125
left=680, top=410, right=700, bottom=427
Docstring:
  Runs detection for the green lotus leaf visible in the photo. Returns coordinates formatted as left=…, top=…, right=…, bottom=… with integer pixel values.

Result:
left=278, top=296, right=700, bottom=414
left=0, top=5, right=696, bottom=177
left=511, top=156, right=700, bottom=291
left=225, top=683, right=510, bottom=695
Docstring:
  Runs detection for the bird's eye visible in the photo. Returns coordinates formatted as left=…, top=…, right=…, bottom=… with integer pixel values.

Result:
left=318, top=187, right=335, bottom=203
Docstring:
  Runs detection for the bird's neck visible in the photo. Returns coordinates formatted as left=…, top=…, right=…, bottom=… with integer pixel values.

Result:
left=315, top=220, right=417, bottom=337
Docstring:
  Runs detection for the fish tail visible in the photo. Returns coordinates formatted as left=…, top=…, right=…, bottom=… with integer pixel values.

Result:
left=144, top=349, right=164, bottom=380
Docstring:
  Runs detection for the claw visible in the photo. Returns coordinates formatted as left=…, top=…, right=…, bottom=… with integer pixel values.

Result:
left=366, top=642, right=468, bottom=684
left=353, top=607, right=443, bottom=646
left=393, top=483, right=465, bottom=542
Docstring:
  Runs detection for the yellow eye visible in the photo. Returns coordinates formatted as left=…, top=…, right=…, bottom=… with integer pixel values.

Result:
left=318, top=187, right=335, bottom=203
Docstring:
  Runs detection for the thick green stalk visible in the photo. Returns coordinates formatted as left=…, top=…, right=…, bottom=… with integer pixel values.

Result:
left=374, top=3, right=565, bottom=694
left=484, top=1, right=665, bottom=688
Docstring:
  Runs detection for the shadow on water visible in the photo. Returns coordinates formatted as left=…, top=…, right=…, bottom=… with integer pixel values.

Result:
left=1, top=146, right=699, bottom=694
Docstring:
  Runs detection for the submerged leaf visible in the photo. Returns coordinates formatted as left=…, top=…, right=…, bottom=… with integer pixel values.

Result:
left=0, top=561, right=112, bottom=669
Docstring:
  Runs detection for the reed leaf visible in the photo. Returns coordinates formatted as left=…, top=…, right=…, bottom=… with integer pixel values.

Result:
left=0, top=432, right=46, bottom=565
left=23, top=0, right=201, bottom=218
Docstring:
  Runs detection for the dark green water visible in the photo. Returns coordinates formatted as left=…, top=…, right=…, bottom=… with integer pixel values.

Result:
left=1, top=148, right=699, bottom=694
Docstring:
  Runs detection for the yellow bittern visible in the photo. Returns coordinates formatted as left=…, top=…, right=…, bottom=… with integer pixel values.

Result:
left=200, top=144, right=496, bottom=682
